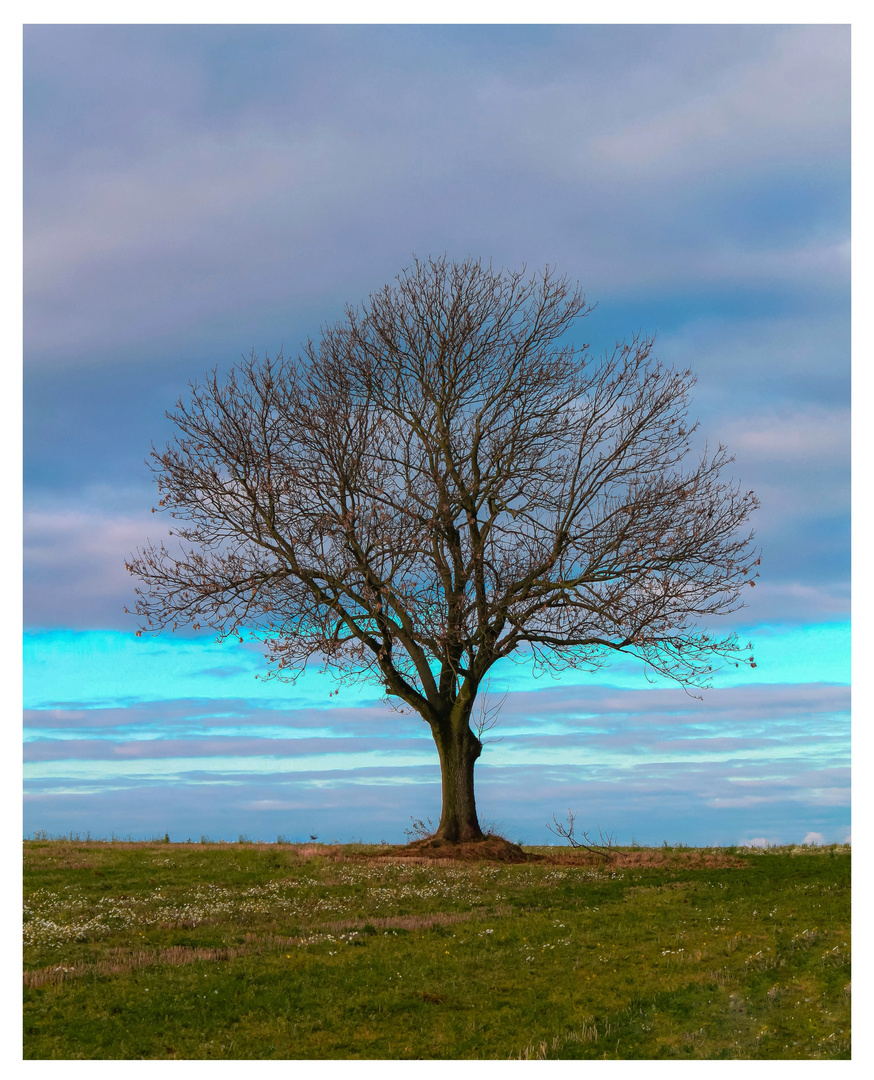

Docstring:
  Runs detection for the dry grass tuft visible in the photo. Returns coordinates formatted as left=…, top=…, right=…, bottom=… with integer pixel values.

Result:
left=539, top=849, right=749, bottom=869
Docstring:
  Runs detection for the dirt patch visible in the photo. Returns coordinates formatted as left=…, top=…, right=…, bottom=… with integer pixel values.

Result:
left=377, top=834, right=530, bottom=863
left=534, top=849, right=748, bottom=869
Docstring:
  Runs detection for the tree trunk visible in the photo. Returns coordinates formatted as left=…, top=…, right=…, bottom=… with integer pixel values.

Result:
left=430, top=706, right=484, bottom=843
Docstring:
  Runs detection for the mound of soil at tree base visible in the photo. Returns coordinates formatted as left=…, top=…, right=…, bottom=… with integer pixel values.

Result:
left=371, top=839, right=747, bottom=869
left=378, top=834, right=531, bottom=863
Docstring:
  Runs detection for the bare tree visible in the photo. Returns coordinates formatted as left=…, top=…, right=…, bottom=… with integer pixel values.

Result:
left=127, top=256, right=759, bottom=843
left=546, top=810, right=621, bottom=862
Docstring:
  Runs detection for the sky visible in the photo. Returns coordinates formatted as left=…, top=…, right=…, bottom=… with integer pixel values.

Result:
left=22, top=21, right=851, bottom=847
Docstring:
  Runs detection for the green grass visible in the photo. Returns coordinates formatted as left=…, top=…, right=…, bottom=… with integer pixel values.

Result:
left=23, top=839, right=850, bottom=1059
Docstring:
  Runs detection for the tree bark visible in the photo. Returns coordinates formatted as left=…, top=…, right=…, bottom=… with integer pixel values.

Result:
left=430, top=704, right=484, bottom=842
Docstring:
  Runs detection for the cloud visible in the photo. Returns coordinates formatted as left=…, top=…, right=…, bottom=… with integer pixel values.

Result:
left=24, top=470, right=850, bottom=633
left=492, top=680, right=851, bottom=730
left=23, top=676, right=850, bottom=845
left=659, top=311, right=850, bottom=417
left=717, top=406, right=849, bottom=467
left=23, top=26, right=849, bottom=644
left=703, top=405, right=850, bottom=542
left=21, top=760, right=853, bottom=847
left=24, top=499, right=157, bottom=628
left=802, top=831, right=825, bottom=845
left=25, top=117, right=399, bottom=358
left=745, top=837, right=772, bottom=848
left=735, top=582, right=849, bottom=626
left=24, top=25, right=849, bottom=370
left=588, top=27, right=848, bottom=180
left=23, top=697, right=415, bottom=737
left=23, top=734, right=430, bottom=763
left=24, top=643, right=852, bottom=731
left=21, top=25, right=850, bottom=846
left=23, top=771, right=446, bottom=844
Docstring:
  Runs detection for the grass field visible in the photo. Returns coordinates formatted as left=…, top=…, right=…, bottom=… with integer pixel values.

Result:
left=23, top=837, right=850, bottom=1059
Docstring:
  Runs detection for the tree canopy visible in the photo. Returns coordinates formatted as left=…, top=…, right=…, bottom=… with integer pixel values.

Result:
left=128, top=256, right=760, bottom=842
